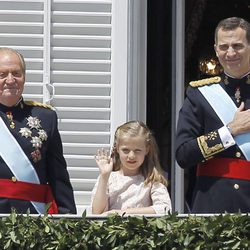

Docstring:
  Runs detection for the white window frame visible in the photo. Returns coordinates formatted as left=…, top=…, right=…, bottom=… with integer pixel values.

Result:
left=110, top=0, right=147, bottom=143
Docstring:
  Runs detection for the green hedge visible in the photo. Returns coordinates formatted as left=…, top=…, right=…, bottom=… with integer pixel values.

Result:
left=1, top=211, right=250, bottom=249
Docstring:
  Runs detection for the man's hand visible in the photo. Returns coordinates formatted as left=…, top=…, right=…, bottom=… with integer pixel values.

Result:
left=228, top=102, right=250, bottom=136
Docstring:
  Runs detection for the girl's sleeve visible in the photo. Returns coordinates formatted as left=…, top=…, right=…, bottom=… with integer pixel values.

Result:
left=150, top=182, right=172, bottom=214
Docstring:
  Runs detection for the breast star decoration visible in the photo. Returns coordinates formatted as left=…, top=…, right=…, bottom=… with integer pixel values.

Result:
left=26, top=116, right=41, bottom=129
left=38, top=129, right=48, bottom=141
left=18, top=116, right=48, bottom=163
left=30, top=136, right=42, bottom=149
left=19, top=127, right=32, bottom=138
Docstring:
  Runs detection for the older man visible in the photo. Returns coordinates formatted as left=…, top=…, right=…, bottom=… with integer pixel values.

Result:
left=0, top=47, right=76, bottom=214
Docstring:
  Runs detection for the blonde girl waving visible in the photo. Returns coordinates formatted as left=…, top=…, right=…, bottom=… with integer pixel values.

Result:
left=91, top=121, right=172, bottom=215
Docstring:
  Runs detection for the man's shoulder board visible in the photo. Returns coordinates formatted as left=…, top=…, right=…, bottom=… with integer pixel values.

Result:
left=189, top=76, right=221, bottom=87
left=24, top=100, right=53, bottom=109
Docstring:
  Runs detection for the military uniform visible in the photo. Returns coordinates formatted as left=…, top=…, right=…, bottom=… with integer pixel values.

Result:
left=175, top=73, right=250, bottom=213
left=0, top=98, right=76, bottom=214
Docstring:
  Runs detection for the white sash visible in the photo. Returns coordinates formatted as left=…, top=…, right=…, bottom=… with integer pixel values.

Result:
left=0, top=117, right=45, bottom=214
left=199, top=84, right=250, bottom=160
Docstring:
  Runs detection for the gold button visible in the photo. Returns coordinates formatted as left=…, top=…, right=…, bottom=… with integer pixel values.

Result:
left=10, top=122, right=15, bottom=129
left=11, top=176, right=17, bottom=182
left=234, top=184, right=239, bottom=189
left=236, top=152, right=241, bottom=158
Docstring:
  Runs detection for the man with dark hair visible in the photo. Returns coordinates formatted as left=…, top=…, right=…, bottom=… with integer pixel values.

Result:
left=176, top=17, right=250, bottom=213
left=0, top=47, right=76, bottom=214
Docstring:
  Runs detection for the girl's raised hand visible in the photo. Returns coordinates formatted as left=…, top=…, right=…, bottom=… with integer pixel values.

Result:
left=94, top=148, right=113, bottom=175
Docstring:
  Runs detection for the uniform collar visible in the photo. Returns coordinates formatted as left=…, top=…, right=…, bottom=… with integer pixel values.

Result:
left=0, top=97, right=24, bottom=112
left=221, top=72, right=250, bottom=86
left=225, top=70, right=250, bottom=79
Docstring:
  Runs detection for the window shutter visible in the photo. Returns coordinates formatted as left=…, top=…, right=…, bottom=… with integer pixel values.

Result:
left=51, top=0, right=112, bottom=214
left=0, top=0, right=45, bottom=101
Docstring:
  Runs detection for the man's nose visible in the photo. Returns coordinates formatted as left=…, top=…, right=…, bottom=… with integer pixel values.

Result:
left=5, top=73, right=15, bottom=83
left=227, top=46, right=236, bottom=56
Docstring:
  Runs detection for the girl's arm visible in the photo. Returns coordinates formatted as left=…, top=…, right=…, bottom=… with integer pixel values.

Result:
left=92, top=149, right=113, bottom=214
left=92, top=173, right=110, bottom=214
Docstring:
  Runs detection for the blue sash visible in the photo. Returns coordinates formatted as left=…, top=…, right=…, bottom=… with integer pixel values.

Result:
left=0, top=117, right=46, bottom=214
left=198, top=84, right=250, bottom=160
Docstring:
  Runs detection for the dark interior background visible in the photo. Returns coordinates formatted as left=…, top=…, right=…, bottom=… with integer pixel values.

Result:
left=147, top=0, right=250, bottom=209
left=147, top=0, right=172, bottom=174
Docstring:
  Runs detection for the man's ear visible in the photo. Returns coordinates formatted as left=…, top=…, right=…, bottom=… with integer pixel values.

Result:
left=214, top=44, right=218, bottom=57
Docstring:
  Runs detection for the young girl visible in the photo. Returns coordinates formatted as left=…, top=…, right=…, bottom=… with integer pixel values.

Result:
left=91, top=121, right=172, bottom=215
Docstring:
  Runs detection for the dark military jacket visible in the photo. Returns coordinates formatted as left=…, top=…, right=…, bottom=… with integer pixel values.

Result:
left=0, top=98, right=76, bottom=214
left=175, top=73, right=250, bottom=213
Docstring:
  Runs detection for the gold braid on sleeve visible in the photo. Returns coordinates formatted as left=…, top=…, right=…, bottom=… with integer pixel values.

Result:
left=197, top=131, right=224, bottom=159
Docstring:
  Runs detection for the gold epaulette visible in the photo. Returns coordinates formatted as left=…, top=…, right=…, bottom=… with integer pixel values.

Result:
left=24, top=100, right=52, bottom=109
left=189, top=76, right=221, bottom=87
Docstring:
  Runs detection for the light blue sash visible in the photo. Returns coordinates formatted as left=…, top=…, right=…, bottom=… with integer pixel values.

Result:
left=199, top=84, right=250, bottom=160
left=0, top=117, right=46, bottom=214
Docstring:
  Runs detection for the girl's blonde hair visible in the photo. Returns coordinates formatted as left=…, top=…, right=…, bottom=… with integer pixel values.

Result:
left=111, top=121, right=168, bottom=186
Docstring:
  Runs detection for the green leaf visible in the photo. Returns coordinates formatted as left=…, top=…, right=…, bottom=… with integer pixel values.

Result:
left=232, top=241, right=241, bottom=249
left=45, top=225, right=50, bottom=233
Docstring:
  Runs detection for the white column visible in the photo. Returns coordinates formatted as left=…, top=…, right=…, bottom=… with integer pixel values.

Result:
left=110, top=0, right=129, bottom=141
left=127, top=0, right=147, bottom=122
left=171, top=0, right=185, bottom=213
left=110, top=0, right=147, bottom=144
left=43, top=0, right=52, bottom=104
